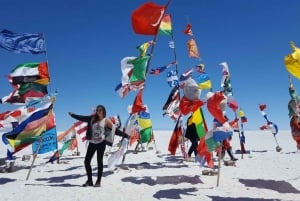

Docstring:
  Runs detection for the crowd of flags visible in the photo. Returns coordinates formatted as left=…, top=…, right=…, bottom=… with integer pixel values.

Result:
left=1, top=0, right=299, bottom=172
left=0, top=28, right=59, bottom=163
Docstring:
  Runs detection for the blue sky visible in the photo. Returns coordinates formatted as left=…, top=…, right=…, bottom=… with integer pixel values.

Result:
left=1, top=0, right=300, bottom=132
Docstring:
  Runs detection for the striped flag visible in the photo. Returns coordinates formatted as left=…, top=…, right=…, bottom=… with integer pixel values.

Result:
left=74, top=121, right=87, bottom=142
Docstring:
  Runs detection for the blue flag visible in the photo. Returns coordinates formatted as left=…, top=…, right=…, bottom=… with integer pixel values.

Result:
left=0, top=29, right=45, bottom=54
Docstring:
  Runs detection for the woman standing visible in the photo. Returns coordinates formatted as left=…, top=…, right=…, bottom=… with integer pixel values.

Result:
left=68, top=105, right=128, bottom=187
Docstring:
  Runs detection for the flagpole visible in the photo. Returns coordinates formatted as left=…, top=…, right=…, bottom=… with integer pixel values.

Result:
left=145, top=0, right=172, bottom=75
left=216, top=146, right=221, bottom=187
left=26, top=135, right=43, bottom=180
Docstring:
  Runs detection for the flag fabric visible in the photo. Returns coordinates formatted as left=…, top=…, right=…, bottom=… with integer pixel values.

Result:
left=167, top=70, right=179, bottom=87
left=0, top=83, right=48, bottom=104
left=179, top=68, right=193, bottom=82
left=0, top=29, right=45, bottom=54
left=2, top=102, right=53, bottom=154
left=131, top=2, right=166, bottom=35
left=159, top=14, right=172, bottom=36
left=128, top=56, right=149, bottom=84
left=213, top=128, right=233, bottom=142
left=179, top=96, right=204, bottom=116
left=32, top=127, right=57, bottom=154
left=116, top=56, right=148, bottom=98
left=136, top=40, right=153, bottom=57
left=10, top=62, right=50, bottom=85
left=129, top=89, right=146, bottom=114
left=188, top=108, right=208, bottom=138
left=206, top=91, right=228, bottom=124
left=219, top=62, right=233, bottom=96
left=168, top=117, right=182, bottom=155
left=0, top=105, right=35, bottom=132
left=197, top=136, right=214, bottom=168
left=138, top=111, right=153, bottom=143
left=187, top=38, right=200, bottom=58
left=150, top=61, right=176, bottom=75
left=239, top=108, right=247, bottom=123
left=120, top=56, right=148, bottom=89
left=193, top=71, right=212, bottom=90
left=74, top=121, right=87, bottom=142
left=227, top=98, right=239, bottom=112
left=123, top=114, right=140, bottom=146
left=47, top=150, right=59, bottom=163
left=259, top=104, right=278, bottom=135
left=32, top=110, right=57, bottom=154
left=162, top=86, right=180, bottom=121
left=284, top=41, right=300, bottom=80
left=115, top=83, right=130, bottom=98
left=183, top=23, right=193, bottom=36
left=168, top=40, right=175, bottom=49
left=182, top=77, right=201, bottom=100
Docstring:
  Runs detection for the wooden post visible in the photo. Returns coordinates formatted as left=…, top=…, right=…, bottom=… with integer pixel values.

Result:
left=216, top=146, right=221, bottom=187
left=26, top=136, right=43, bottom=180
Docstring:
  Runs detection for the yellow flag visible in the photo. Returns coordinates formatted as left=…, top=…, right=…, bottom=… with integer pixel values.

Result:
left=284, top=41, right=300, bottom=79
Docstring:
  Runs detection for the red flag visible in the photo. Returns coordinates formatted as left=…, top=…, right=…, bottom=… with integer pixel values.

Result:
left=179, top=96, right=204, bottom=116
left=183, top=23, right=193, bottom=36
left=168, top=118, right=182, bottom=155
left=197, top=137, right=214, bottom=168
left=131, top=89, right=146, bottom=114
left=207, top=91, right=228, bottom=124
left=131, top=2, right=165, bottom=35
left=259, top=104, right=267, bottom=111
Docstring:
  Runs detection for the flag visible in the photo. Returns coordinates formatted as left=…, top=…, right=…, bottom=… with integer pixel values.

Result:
left=32, top=110, right=57, bottom=154
left=227, top=98, right=239, bottom=112
left=32, top=127, right=57, bottom=154
left=0, top=105, right=35, bottom=132
left=206, top=91, right=228, bottom=124
left=188, top=108, right=208, bottom=138
left=193, top=71, right=212, bottom=90
left=259, top=104, right=278, bottom=135
left=0, top=83, right=48, bottom=104
left=167, top=70, right=179, bottom=87
left=183, top=23, right=193, bottom=36
left=284, top=41, right=300, bottom=80
left=0, top=29, right=45, bottom=54
left=10, top=62, right=50, bottom=85
left=2, top=102, right=53, bottom=154
left=124, top=114, right=140, bottom=146
left=168, top=40, right=175, bottom=49
left=187, top=38, right=200, bottom=58
left=168, top=117, right=182, bottom=155
left=47, top=150, right=59, bottom=163
left=129, top=89, right=146, bottom=114
left=162, top=86, right=180, bottom=121
left=179, top=68, right=193, bottom=82
left=138, top=111, right=153, bottom=143
left=197, top=136, right=214, bottom=168
left=149, top=61, right=176, bottom=75
left=115, top=83, right=130, bottom=98
left=131, top=2, right=166, bottom=35
left=238, top=108, right=247, bottom=123
left=136, top=40, right=153, bottom=57
left=159, top=14, right=172, bottom=36
left=74, top=121, right=87, bottom=142
left=213, top=128, right=233, bottom=142
left=119, top=56, right=148, bottom=91
left=128, top=56, right=149, bottom=85
left=179, top=96, right=204, bottom=116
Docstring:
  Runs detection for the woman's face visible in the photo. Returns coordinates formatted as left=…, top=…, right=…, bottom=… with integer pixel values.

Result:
left=96, top=107, right=104, bottom=118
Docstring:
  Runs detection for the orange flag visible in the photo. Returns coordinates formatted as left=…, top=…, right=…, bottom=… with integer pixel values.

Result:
left=187, top=38, right=200, bottom=58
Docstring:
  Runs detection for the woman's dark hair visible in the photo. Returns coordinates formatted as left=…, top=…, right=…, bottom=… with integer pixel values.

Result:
left=92, top=105, right=106, bottom=123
